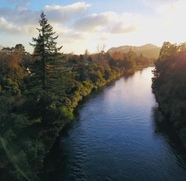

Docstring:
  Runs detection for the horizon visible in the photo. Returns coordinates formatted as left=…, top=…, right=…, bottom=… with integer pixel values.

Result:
left=0, top=43, right=161, bottom=55
left=0, top=0, right=186, bottom=54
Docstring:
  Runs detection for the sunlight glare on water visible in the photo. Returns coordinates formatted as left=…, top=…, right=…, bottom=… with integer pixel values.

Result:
left=43, top=67, right=186, bottom=181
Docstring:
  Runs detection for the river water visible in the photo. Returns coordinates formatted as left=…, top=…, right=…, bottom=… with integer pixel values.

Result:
left=42, top=67, right=186, bottom=181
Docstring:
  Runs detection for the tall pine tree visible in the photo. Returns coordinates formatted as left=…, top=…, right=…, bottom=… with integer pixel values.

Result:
left=30, top=12, right=63, bottom=91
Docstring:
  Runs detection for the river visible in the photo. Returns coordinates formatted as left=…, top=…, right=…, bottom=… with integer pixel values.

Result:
left=42, top=67, right=186, bottom=181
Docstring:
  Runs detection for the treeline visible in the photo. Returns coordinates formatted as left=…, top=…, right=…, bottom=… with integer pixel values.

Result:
left=152, top=41, right=186, bottom=147
left=109, top=49, right=155, bottom=71
left=0, top=12, right=154, bottom=181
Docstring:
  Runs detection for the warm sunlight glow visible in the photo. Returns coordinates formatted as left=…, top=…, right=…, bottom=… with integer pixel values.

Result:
left=1, top=0, right=186, bottom=53
left=155, top=1, right=186, bottom=44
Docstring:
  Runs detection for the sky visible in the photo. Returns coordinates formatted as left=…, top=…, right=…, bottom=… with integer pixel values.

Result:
left=0, top=0, right=186, bottom=54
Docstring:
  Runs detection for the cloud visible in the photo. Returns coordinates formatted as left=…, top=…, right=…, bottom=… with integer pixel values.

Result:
left=44, top=2, right=90, bottom=23
left=0, top=7, right=39, bottom=26
left=0, top=7, right=39, bottom=38
left=69, top=33, right=85, bottom=40
left=143, top=0, right=175, bottom=7
left=73, top=11, right=140, bottom=34
left=111, top=23, right=138, bottom=34
left=110, top=12, right=141, bottom=34
left=0, top=17, right=21, bottom=34
left=155, top=0, right=186, bottom=35
left=99, top=36, right=108, bottom=41
left=0, top=2, right=91, bottom=29
left=0, top=1, right=92, bottom=50
left=73, top=12, right=114, bottom=32
left=7, top=0, right=29, bottom=10
left=157, top=0, right=186, bottom=17
left=1, top=0, right=185, bottom=54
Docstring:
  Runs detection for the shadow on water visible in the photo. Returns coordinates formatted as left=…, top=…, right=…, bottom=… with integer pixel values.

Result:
left=152, top=106, right=186, bottom=168
left=40, top=124, right=75, bottom=181
left=40, top=83, right=114, bottom=181
left=41, top=107, right=186, bottom=181
left=40, top=68, right=186, bottom=181
left=123, top=73, right=134, bottom=82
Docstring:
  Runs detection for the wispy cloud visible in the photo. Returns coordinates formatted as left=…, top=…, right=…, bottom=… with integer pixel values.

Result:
left=111, top=24, right=138, bottom=34
left=0, top=0, right=186, bottom=54
left=157, top=0, right=186, bottom=17
left=73, top=12, right=114, bottom=32
left=143, top=0, right=175, bottom=7
left=7, top=0, right=30, bottom=10
left=44, top=2, right=90, bottom=23
left=0, top=17, right=21, bottom=34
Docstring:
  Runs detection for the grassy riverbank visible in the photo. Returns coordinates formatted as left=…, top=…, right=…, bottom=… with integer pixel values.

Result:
left=0, top=54, right=154, bottom=181
left=0, top=12, right=156, bottom=181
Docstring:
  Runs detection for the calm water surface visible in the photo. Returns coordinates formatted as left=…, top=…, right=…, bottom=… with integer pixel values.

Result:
left=43, top=67, right=186, bottom=181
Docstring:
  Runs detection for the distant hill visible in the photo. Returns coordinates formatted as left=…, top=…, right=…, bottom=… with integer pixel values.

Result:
left=107, top=44, right=161, bottom=59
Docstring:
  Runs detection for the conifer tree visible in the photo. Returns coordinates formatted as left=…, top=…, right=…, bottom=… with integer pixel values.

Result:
left=30, top=12, right=63, bottom=91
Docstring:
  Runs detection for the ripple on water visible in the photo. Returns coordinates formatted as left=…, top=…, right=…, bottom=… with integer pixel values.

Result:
left=49, top=68, right=186, bottom=181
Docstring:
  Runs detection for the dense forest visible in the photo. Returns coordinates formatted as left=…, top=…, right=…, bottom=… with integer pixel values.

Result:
left=152, top=41, right=186, bottom=147
left=0, top=12, right=155, bottom=181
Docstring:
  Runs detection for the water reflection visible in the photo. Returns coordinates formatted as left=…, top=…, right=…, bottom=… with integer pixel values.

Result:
left=41, top=68, right=186, bottom=181
left=152, top=106, right=186, bottom=169
left=123, top=73, right=134, bottom=82
left=40, top=124, right=78, bottom=181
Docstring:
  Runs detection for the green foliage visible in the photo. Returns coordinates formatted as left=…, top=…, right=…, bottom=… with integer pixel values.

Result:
left=60, top=106, right=74, bottom=120
left=152, top=41, right=186, bottom=147
left=109, top=48, right=154, bottom=73
left=30, top=11, right=63, bottom=91
left=0, top=77, right=21, bottom=96
left=0, top=11, right=153, bottom=181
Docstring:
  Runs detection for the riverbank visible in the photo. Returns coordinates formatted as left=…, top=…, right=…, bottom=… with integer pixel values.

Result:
left=33, top=65, right=147, bottom=180
left=0, top=64, right=129, bottom=181
left=152, top=42, right=186, bottom=149
left=0, top=49, right=155, bottom=181
left=40, top=67, right=186, bottom=181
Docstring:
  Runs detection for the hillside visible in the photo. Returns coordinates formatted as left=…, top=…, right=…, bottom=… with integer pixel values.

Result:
left=107, top=44, right=161, bottom=59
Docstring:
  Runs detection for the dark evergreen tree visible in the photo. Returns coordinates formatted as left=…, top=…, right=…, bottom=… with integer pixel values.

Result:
left=30, top=12, right=63, bottom=91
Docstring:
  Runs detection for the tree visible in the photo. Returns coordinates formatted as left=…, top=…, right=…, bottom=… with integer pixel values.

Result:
left=0, top=45, right=26, bottom=81
left=96, top=44, right=106, bottom=61
left=84, top=49, right=89, bottom=61
left=159, top=42, right=178, bottom=60
left=111, top=51, right=123, bottom=60
left=30, top=12, right=63, bottom=91
left=15, top=44, right=25, bottom=53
